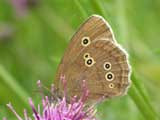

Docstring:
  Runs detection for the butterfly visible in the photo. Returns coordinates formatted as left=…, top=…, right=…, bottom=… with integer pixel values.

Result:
left=54, top=15, right=131, bottom=102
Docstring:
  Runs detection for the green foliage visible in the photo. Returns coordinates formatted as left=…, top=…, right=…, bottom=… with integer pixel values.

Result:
left=0, top=0, right=160, bottom=119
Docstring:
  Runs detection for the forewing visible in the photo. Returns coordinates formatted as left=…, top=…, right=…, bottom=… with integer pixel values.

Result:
left=66, top=15, right=116, bottom=61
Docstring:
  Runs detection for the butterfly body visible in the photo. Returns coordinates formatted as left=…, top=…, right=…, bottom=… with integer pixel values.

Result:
left=55, top=15, right=131, bottom=101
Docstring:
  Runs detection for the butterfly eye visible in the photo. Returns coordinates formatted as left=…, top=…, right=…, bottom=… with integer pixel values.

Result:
left=103, top=62, right=111, bottom=70
left=109, top=83, right=115, bottom=88
left=85, top=57, right=95, bottom=67
left=83, top=53, right=90, bottom=59
left=81, top=37, right=91, bottom=46
left=105, top=72, right=114, bottom=81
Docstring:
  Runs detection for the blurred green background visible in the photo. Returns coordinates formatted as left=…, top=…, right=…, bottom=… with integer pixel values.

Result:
left=0, top=0, right=160, bottom=120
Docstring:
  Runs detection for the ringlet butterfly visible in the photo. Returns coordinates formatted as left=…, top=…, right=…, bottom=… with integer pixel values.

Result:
left=54, top=15, right=131, bottom=102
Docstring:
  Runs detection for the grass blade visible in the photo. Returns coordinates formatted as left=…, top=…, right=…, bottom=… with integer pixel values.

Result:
left=91, top=0, right=107, bottom=18
left=0, top=65, right=29, bottom=106
left=73, top=0, right=88, bottom=19
left=129, top=72, right=159, bottom=120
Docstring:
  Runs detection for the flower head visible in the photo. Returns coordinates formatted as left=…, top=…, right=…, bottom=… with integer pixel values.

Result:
left=6, top=76, right=98, bottom=120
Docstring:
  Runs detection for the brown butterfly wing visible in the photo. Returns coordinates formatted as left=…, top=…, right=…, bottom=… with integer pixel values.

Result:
left=56, top=15, right=115, bottom=68
left=55, top=15, right=131, bottom=101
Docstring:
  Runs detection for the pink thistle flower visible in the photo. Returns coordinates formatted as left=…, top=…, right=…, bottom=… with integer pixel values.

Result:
left=5, top=76, right=98, bottom=120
